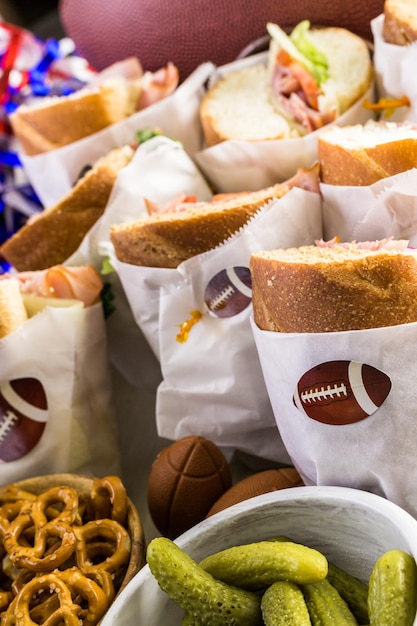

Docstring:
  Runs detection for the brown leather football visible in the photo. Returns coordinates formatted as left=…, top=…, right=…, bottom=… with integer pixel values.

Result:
left=206, top=467, right=304, bottom=517
left=147, top=435, right=232, bottom=538
left=59, top=0, right=384, bottom=81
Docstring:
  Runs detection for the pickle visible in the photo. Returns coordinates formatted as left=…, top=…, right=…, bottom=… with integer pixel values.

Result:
left=200, top=540, right=328, bottom=590
left=146, top=537, right=262, bottom=626
left=302, top=578, right=359, bottom=625
left=261, top=581, right=312, bottom=625
left=269, top=534, right=369, bottom=623
left=326, top=562, right=369, bottom=624
left=368, top=549, right=417, bottom=626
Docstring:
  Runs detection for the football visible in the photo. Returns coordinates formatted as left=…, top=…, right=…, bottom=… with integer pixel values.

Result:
left=60, top=0, right=385, bottom=81
left=147, top=435, right=232, bottom=538
left=0, top=378, right=48, bottom=462
left=293, top=360, right=391, bottom=426
left=204, top=266, right=252, bottom=318
left=207, top=467, right=304, bottom=517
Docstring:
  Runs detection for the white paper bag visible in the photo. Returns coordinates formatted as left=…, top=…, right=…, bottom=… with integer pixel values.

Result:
left=251, top=318, right=417, bottom=517
left=67, top=135, right=213, bottom=389
left=194, top=53, right=376, bottom=193
left=18, top=63, right=214, bottom=208
left=321, top=169, right=417, bottom=243
left=371, top=14, right=417, bottom=122
left=115, top=187, right=322, bottom=462
left=0, top=303, right=121, bottom=484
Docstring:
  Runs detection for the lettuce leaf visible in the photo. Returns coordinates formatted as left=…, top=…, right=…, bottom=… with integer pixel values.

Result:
left=267, top=20, right=329, bottom=85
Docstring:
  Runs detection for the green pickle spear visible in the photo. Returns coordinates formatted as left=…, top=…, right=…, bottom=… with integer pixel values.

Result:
left=199, top=540, right=328, bottom=590
left=368, top=549, right=417, bottom=626
left=146, top=537, right=262, bottom=626
left=261, top=581, right=312, bottom=625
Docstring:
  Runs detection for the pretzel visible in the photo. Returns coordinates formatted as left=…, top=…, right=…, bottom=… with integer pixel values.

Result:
left=1, top=574, right=81, bottom=626
left=0, top=486, right=37, bottom=506
left=0, top=501, right=33, bottom=536
left=2, top=567, right=108, bottom=626
left=0, top=478, right=132, bottom=623
left=90, top=476, right=128, bottom=525
left=74, top=518, right=131, bottom=576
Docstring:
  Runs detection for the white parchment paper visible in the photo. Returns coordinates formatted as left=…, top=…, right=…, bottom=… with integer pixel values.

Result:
left=321, top=168, right=417, bottom=243
left=252, top=318, right=417, bottom=518
left=0, top=304, right=121, bottom=484
left=371, top=14, right=417, bottom=122
left=114, top=187, right=322, bottom=461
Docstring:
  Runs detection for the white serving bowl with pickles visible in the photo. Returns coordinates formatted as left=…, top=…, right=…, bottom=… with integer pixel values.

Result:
left=100, top=485, right=417, bottom=625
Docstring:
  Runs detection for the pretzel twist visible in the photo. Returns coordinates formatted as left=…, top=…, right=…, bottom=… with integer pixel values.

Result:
left=0, top=477, right=131, bottom=623
left=2, top=573, right=81, bottom=626
left=74, top=518, right=131, bottom=577
left=2, top=487, right=80, bottom=572
left=90, top=476, right=128, bottom=525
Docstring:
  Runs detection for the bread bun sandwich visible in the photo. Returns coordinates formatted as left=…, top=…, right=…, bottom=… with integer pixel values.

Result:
left=110, top=164, right=320, bottom=268
left=383, top=0, right=417, bottom=45
left=0, top=144, right=134, bottom=271
left=318, top=119, right=417, bottom=185
left=250, top=238, right=417, bottom=332
left=0, top=264, right=103, bottom=338
left=200, top=20, right=372, bottom=146
left=9, top=59, right=178, bottom=155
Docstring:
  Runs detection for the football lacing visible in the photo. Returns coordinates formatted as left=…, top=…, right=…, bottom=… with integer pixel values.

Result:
left=301, top=383, right=348, bottom=404
left=0, top=410, right=19, bottom=443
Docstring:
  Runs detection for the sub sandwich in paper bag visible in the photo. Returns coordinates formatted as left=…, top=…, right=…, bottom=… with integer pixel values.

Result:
left=0, top=264, right=121, bottom=483
left=371, top=8, right=417, bottom=122
left=17, top=62, right=214, bottom=208
left=194, top=20, right=375, bottom=193
left=109, top=166, right=322, bottom=461
left=68, top=134, right=214, bottom=389
left=315, top=119, right=417, bottom=241
left=250, top=238, right=417, bottom=517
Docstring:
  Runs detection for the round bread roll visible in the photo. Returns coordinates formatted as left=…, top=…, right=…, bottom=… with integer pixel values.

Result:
left=147, top=435, right=232, bottom=538
left=206, top=467, right=304, bottom=517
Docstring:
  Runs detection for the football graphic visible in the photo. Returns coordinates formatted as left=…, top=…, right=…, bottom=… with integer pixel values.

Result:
left=0, top=378, right=48, bottom=462
left=204, top=266, right=252, bottom=318
left=293, top=361, right=391, bottom=425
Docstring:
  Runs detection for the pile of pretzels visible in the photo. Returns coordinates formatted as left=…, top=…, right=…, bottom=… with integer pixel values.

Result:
left=0, top=475, right=132, bottom=625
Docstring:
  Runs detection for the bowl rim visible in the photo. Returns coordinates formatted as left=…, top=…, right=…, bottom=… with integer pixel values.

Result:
left=101, top=485, right=417, bottom=624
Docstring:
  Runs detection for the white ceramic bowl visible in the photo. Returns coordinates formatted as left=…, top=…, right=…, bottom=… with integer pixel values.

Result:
left=100, top=486, right=417, bottom=625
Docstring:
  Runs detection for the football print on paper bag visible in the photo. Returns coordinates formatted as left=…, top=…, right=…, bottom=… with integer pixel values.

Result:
left=0, top=378, right=48, bottom=462
left=204, top=266, right=252, bottom=318
left=293, top=361, right=391, bottom=425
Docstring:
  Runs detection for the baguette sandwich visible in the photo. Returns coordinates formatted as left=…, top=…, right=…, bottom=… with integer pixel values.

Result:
left=0, top=264, right=103, bottom=338
left=110, top=164, right=320, bottom=269
left=0, top=144, right=134, bottom=271
left=318, top=119, right=417, bottom=185
left=9, top=59, right=178, bottom=155
left=200, top=21, right=372, bottom=146
left=383, top=0, right=417, bottom=45
left=250, top=238, right=417, bottom=333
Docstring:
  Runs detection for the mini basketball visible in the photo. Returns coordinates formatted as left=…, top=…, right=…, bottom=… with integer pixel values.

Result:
left=147, top=435, right=232, bottom=538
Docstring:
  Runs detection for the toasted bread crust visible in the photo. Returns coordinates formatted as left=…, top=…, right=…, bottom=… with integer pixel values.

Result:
left=0, top=146, right=133, bottom=271
left=110, top=184, right=289, bottom=268
left=9, top=79, right=140, bottom=155
left=318, top=121, right=417, bottom=185
left=250, top=245, right=417, bottom=332
left=383, top=0, right=417, bottom=45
